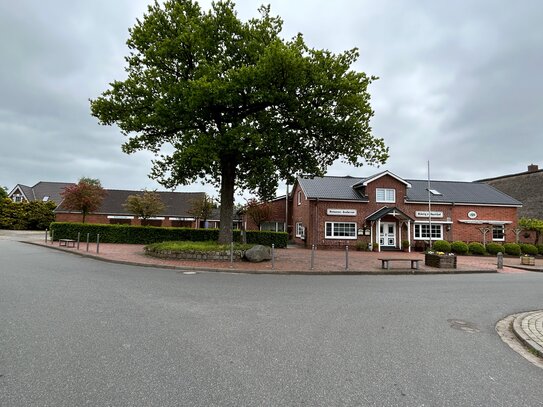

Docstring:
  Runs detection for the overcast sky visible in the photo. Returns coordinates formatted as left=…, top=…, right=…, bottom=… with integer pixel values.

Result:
left=1, top=0, right=542, bottom=201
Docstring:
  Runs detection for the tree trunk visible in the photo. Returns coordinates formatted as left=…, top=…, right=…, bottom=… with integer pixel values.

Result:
left=218, top=157, right=236, bottom=244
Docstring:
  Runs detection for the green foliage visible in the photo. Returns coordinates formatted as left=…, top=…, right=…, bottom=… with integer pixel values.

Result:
left=485, top=242, right=504, bottom=255
left=503, top=243, right=521, bottom=256
left=145, top=241, right=253, bottom=252
left=123, top=190, right=166, bottom=221
left=49, top=222, right=288, bottom=247
left=0, top=186, right=7, bottom=199
left=432, top=240, right=451, bottom=252
left=187, top=194, right=217, bottom=222
left=245, top=199, right=272, bottom=229
left=536, top=244, right=543, bottom=255
left=468, top=242, right=485, bottom=255
left=372, top=242, right=379, bottom=251
left=90, top=0, right=388, bottom=244
left=519, top=243, right=538, bottom=255
left=450, top=241, right=469, bottom=254
left=519, top=218, right=543, bottom=245
left=0, top=198, right=55, bottom=230
left=356, top=241, right=369, bottom=251
left=401, top=240, right=410, bottom=250
left=61, top=178, right=106, bottom=223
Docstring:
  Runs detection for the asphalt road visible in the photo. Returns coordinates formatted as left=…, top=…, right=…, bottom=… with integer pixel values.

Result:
left=1, top=239, right=542, bottom=406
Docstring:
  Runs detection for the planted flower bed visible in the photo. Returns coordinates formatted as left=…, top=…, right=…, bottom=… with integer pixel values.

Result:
left=425, top=252, right=457, bottom=269
left=144, top=241, right=253, bottom=262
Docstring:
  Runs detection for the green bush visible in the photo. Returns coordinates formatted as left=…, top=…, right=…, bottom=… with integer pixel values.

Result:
left=485, top=242, right=504, bottom=255
left=537, top=244, right=543, bottom=255
left=0, top=198, right=55, bottom=230
left=145, top=241, right=253, bottom=252
left=450, top=241, right=469, bottom=254
left=48, top=222, right=288, bottom=248
left=468, top=242, right=485, bottom=255
left=519, top=243, right=538, bottom=255
left=503, top=243, right=521, bottom=256
left=432, top=240, right=451, bottom=252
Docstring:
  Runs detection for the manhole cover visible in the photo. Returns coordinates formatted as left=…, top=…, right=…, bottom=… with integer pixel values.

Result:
left=447, top=319, right=480, bottom=333
left=183, top=271, right=197, bottom=275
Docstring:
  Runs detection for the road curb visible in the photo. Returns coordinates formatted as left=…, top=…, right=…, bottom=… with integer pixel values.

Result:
left=22, top=240, right=498, bottom=276
left=512, top=311, right=543, bottom=358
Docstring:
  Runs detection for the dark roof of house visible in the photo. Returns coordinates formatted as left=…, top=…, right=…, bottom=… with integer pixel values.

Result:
left=366, top=206, right=414, bottom=221
left=298, top=176, right=368, bottom=201
left=476, top=170, right=543, bottom=218
left=297, top=176, right=521, bottom=206
left=9, top=182, right=75, bottom=204
left=56, top=190, right=206, bottom=217
left=405, top=179, right=522, bottom=205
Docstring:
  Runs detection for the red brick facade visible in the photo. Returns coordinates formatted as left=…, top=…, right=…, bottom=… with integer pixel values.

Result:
left=259, top=174, right=519, bottom=250
left=55, top=213, right=197, bottom=228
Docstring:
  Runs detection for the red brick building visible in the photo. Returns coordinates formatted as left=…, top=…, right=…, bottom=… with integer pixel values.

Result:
left=258, top=171, right=521, bottom=251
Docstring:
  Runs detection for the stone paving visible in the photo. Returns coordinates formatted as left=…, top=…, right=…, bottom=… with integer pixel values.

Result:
left=513, top=311, right=543, bottom=359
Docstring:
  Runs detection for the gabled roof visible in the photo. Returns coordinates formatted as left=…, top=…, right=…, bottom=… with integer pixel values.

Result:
left=352, top=170, right=411, bottom=188
left=295, top=175, right=521, bottom=206
left=56, top=189, right=206, bottom=217
left=298, top=176, right=368, bottom=201
left=405, top=180, right=522, bottom=206
left=366, top=206, right=414, bottom=221
left=9, top=182, right=75, bottom=203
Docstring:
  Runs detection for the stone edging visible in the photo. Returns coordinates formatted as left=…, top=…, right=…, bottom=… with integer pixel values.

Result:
left=512, top=311, right=543, bottom=358
left=144, top=248, right=245, bottom=261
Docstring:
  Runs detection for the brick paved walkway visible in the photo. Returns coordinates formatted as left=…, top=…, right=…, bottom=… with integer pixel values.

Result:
left=513, top=311, right=543, bottom=358
left=29, top=239, right=541, bottom=274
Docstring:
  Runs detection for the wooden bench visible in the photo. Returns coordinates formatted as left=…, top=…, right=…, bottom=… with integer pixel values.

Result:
left=59, top=239, right=76, bottom=248
left=379, top=258, right=420, bottom=270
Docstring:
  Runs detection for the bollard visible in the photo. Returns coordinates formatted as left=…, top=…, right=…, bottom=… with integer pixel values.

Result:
left=272, top=244, right=275, bottom=270
left=86, top=233, right=90, bottom=252
left=230, top=242, right=234, bottom=264
left=77, top=232, right=80, bottom=250
left=96, top=234, right=100, bottom=254
left=345, top=245, right=349, bottom=271
left=51, top=230, right=54, bottom=245
left=310, top=244, right=315, bottom=270
left=45, top=229, right=48, bottom=244
left=497, top=252, right=503, bottom=270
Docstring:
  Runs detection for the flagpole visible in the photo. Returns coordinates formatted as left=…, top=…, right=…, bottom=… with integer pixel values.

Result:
left=428, top=160, right=432, bottom=250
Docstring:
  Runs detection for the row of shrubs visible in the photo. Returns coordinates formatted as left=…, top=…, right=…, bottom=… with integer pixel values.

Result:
left=49, top=222, right=288, bottom=248
left=431, top=240, right=543, bottom=256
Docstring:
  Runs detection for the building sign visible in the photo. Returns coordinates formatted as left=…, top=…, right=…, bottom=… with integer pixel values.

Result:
left=327, top=209, right=357, bottom=216
left=467, top=211, right=477, bottom=219
left=415, top=211, right=443, bottom=218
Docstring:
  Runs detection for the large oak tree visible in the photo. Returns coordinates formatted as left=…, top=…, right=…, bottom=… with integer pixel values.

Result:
left=90, top=0, right=388, bottom=244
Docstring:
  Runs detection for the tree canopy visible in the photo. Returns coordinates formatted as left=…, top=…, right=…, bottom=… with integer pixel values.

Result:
left=61, top=178, right=107, bottom=223
left=187, top=194, right=217, bottom=226
left=519, top=217, right=543, bottom=244
left=0, top=187, right=7, bottom=199
left=90, top=0, right=388, bottom=243
left=123, top=190, right=166, bottom=223
left=245, top=198, right=272, bottom=230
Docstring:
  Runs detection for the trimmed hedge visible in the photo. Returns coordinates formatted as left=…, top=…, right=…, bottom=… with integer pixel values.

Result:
left=468, top=242, right=485, bottom=255
left=537, top=244, right=543, bottom=255
left=519, top=243, right=538, bottom=255
left=49, top=222, right=288, bottom=248
left=451, top=241, right=469, bottom=254
left=503, top=243, right=521, bottom=256
left=485, top=242, right=504, bottom=255
left=432, top=240, right=451, bottom=252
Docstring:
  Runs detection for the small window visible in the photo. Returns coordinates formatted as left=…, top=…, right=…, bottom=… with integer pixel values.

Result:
left=325, top=222, right=357, bottom=239
left=427, top=189, right=442, bottom=196
left=297, top=190, right=302, bottom=206
left=14, top=195, right=23, bottom=203
left=376, top=188, right=395, bottom=203
left=492, top=225, right=505, bottom=241
left=42, top=196, right=50, bottom=202
left=295, top=222, right=304, bottom=238
left=261, top=222, right=285, bottom=232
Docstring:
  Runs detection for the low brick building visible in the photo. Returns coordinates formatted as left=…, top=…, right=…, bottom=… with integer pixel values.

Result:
left=258, top=171, right=521, bottom=251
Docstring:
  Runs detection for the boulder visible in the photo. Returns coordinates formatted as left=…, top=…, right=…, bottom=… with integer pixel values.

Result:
left=244, top=245, right=272, bottom=262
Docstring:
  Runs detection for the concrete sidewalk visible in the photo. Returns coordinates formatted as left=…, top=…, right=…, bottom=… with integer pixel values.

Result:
left=512, top=311, right=543, bottom=360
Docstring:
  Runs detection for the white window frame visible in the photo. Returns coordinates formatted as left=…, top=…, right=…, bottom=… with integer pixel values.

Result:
left=376, top=188, right=396, bottom=203
left=297, top=190, right=302, bottom=206
left=414, top=224, right=443, bottom=240
left=492, top=224, right=505, bottom=241
left=325, top=222, right=357, bottom=240
left=260, top=221, right=285, bottom=232
left=295, top=222, right=304, bottom=238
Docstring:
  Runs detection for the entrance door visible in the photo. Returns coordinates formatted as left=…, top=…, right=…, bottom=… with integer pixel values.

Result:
left=379, top=222, right=396, bottom=247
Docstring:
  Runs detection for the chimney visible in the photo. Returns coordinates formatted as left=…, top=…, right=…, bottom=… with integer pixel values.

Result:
left=528, top=164, right=539, bottom=172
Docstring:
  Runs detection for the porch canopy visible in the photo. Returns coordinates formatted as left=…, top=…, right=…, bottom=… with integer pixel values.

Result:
left=366, top=207, right=414, bottom=252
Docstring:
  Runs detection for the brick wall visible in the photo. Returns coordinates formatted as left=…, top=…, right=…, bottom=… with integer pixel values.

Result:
left=55, top=212, right=197, bottom=228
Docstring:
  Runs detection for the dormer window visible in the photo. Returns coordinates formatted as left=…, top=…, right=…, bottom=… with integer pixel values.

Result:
left=376, top=188, right=395, bottom=203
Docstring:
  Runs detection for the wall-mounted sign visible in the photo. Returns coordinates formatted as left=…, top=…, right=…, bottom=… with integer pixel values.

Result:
left=415, top=211, right=443, bottom=218
left=468, top=211, right=477, bottom=219
left=327, top=209, right=357, bottom=216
